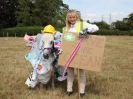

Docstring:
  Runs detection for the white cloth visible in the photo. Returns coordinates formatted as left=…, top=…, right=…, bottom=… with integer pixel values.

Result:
left=68, top=24, right=77, bottom=33
left=84, top=22, right=99, bottom=33
left=68, top=21, right=99, bottom=33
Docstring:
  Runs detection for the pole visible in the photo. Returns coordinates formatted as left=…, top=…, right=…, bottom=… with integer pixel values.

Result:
left=77, top=68, right=80, bottom=99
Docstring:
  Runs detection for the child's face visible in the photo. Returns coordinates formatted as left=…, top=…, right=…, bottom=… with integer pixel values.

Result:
left=67, top=12, right=77, bottom=25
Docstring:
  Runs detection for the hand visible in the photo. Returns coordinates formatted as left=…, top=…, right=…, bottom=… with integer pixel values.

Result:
left=79, top=28, right=88, bottom=38
left=54, top=48, right=62, bottom=55
left=57, top=48, right=62, bottom=55
left=79, top=28, right=88, bottom=35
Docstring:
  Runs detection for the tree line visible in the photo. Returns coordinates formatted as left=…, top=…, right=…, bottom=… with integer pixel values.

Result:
left=112, top=13, right=133, bottom=31
left=0, top=0, right=133, bottom=31
left=0, top=0, right=68, bottom=29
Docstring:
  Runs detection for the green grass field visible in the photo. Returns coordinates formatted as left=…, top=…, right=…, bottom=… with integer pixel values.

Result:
left=0, top=36, right=132, bottom=99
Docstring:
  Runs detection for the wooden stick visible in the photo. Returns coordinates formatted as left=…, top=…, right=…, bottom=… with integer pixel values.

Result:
left=77, top=68, right=80, bottom=99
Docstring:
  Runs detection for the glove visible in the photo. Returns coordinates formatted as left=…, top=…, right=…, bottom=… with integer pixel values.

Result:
left=54, top=48, right=62, bottom=55
left=79, top=28, right=88, bottom=38
left=57, top=48, right=62, bottom=55
left=79, top=28, right=88, bottom=35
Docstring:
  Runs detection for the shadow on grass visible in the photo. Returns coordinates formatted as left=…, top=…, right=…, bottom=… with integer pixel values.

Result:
left=85, top=76, right=110, bottom=96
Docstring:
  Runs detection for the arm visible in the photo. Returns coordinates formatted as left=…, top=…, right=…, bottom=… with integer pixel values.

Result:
left=84, top=22, right=99, bottom=33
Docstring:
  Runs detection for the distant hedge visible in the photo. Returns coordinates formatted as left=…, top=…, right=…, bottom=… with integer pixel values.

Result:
left=0, top=27, right=133, bottom=37
left=94, top=29, right=133, bottom=36
left=0, top=26, right=43, bottom=37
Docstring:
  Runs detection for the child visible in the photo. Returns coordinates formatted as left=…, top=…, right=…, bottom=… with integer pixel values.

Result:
left=63, top=9, right=99, bottom=97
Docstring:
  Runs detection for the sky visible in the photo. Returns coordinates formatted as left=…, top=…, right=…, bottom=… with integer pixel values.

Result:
left=63, top=0, right=133, bottom=24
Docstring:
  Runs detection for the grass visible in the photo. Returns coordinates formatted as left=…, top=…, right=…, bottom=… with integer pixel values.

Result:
left=0, top=36, right=133, bottom=99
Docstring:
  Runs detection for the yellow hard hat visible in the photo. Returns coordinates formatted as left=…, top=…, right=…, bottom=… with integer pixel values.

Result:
left=43, top=25, right=55, bottom=33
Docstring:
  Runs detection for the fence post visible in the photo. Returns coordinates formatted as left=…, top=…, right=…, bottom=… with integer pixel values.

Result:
left=15, top=33, right=16, bottom=38
left=3, top=32, right=4, bottom=37
left=7, top=32, right=8, bottom=37
left=6, top=32, right=9, bottom=40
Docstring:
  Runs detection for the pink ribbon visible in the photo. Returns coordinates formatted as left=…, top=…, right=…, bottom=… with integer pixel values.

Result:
left=61, top=38, right=84, bottom=80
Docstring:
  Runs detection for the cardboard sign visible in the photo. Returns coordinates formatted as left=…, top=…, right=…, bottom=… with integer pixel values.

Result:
left=58, top=33, right=106, bottom=72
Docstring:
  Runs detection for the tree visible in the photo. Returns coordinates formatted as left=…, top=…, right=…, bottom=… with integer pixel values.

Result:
left=16, top=0, right=35, bottom=26
left=0, top=0, right=17, bottom=28
left=127, top=13, right=133, bottom=30
left=112, top=21, right=129, bottom=30
left=33, top=0, right=69, bottom=26
left=16, top=0, right=69, bottom=27
left=94, top=21, right=110, bottom=29
left=112, top=13, right=133, bottom=30
left=128, top=13, right=133, bottom=22
left=54, top=3, right=69, bottom=28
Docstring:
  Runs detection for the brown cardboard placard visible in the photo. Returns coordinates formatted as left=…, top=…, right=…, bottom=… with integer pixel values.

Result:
left=58, top=33, right=106, bottom=72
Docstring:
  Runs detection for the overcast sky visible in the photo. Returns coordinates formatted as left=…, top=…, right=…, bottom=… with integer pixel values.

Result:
left=63, top=0, right=133, bottom=23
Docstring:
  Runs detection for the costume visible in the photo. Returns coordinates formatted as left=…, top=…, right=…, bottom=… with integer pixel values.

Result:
left=24, top=25, right=65, bottom=88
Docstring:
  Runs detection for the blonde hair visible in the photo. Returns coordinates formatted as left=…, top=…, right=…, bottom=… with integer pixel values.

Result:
left=65, top=9, right=80, bottom=29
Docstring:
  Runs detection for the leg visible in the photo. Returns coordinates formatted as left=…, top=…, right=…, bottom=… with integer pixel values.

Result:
left=79, top=69, right=86, bottom=94
left=25, top=70, right=38, bottom=88
left=51, top=70, right=55, bottom=89
left=67, top=67, right=74, bottom=92
left=51, top=55, right=59, bottom=89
